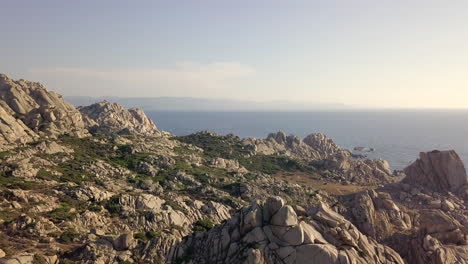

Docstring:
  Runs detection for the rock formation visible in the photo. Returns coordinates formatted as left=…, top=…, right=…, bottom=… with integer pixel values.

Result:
left=170, top=196, right=404, bottom=264
left=344, top=150, right=468, bottom=264
left=78, top=101, right=159, bottom=136
left=0, top=104, right=38, bottom=149
left=0, top=74, right=89, bottom=139
left=403, top=150, right=468, bottom=193
left=244, top=131, right=345, bottom=160
left=244, top=131, right=396, bottom=185
left=0, top=74, right=467, bottom=264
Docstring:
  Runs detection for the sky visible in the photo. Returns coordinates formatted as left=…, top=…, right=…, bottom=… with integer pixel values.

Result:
left=2, top=0, right=468, bottom=108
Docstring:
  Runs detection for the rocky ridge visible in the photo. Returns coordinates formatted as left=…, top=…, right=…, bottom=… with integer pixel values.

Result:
left=79, top=101, right=160, bottom=136
left=0, top=74, right=466, bottom=264
left=244, top=131, right=395, bottom=185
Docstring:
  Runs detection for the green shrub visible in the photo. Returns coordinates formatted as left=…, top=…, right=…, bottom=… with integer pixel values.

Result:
left=59, top=229, right=80, bottom=243
left=36, top=169, right=55, bottom=181
left=0, top=174, right=40, bottom=190
left=193, top=218, right=214, bottom=232
left=88, top=204, right=102, bottom=212
left=105, top=195, right=122, bottom=216
left=164, top=200, right=187, bottom=214
left=134, top=231, right=160, bottom=241
left=48, top=202, right=77, bottom=221
left=0, top=151, right=11, bottom=159
left=146, top=230, right=160, bottom=239
left=175, top=132, right=254, bottom=160
left=133, top=232, right=147, bottom=241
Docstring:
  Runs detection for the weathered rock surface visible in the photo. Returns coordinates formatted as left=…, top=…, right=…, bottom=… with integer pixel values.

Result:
left=78, top=101, right=159, bottom=136
left=0, top=74, right=466, bottom=264
left=0, top=104, right=38, bottom=149
left=170, top=197, right=404, bottom=264
left=0, top=73, right=89, bottom=140
left=403, top=150, right=468, bottom=193
left=344, top=150, right=468, bottom=264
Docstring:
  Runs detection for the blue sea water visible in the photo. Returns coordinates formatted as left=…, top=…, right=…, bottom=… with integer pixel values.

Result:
left=146, top=110, right=468, bottom=170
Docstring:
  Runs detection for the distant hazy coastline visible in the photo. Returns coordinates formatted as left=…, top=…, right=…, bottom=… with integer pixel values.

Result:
left=65, top=96, right=350, bottom=111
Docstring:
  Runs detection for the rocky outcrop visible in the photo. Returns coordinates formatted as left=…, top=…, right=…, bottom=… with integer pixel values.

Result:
left=344, top=151, right=468, bottom=264
left=0, top=104, right=38, bottom=149
left=244, top=131, right=345, bottom=161
left=303, top=133, right=345, bottom=157
left=78, top=101, right=159, bottom=136
left=403, top=150, right=468, bottom=193
left=0, top=74, right=89, bottom=139
left=170, top=197, right=404, bottom=264
left=245, top=131, right=396, bottom=185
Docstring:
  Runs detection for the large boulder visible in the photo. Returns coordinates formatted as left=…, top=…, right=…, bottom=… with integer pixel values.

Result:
left=403, top=150, right=468, bottom=193
left=78, top=101, right=159, bottom=136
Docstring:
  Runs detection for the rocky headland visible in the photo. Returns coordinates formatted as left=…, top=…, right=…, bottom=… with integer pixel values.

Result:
left=0, top=74, right=466, bottom=264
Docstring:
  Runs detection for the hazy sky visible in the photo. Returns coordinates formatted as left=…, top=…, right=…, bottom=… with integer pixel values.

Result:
left=2, top=0, right=468, bottom=108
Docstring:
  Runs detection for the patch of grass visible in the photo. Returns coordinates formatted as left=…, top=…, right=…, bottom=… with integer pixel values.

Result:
left=175, top=132, right=254, bottom=160
left=176, top=132, right=315, bottom=175
left=0, top=173, right=41, bottom=190
left=48, top=202, right=77, bottom=222
left=0, top=151, right=11, bottom=159
left=133, top=232, right=146, bottom=241
left=36, top=169, right=55, bottom=181
left=0, top=209, right=20, bottom=223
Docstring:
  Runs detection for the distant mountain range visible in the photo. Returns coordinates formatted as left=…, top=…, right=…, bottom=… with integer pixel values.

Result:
left=65, top=96, right=350, bottom=111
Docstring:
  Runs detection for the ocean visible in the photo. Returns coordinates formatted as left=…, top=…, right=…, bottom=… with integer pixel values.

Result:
left=146, top=110, right=468, bottom=170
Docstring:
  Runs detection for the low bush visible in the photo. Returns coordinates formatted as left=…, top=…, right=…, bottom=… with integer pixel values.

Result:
left=193, top=218, right=214, bottom=232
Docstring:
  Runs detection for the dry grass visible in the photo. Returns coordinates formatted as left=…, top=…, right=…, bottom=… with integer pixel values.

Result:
left=274, top=172, right=376, bottom=196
